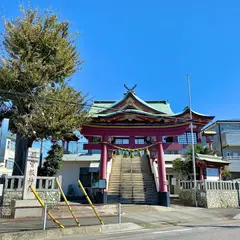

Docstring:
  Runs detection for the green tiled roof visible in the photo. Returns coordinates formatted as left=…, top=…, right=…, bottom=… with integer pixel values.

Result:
left=88, top=91, right=214, bottom=120
left=88, top=102, right=113, bottom=116
left=147, top=102, right=174, bottom=115
left=196, top=154, right=229, bottom=164
left=88, top=100, right=174, bottom=117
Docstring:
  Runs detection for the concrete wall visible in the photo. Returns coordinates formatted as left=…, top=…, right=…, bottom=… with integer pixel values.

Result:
left=1, top=190, right=60, bottom=217
left=206, top=190, right=239, bottom=208
left=179, top=183, right=240, bottom=208
left=2, top=190, right=60, bottom=205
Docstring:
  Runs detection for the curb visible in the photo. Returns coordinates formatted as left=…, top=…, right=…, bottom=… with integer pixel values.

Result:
left=233, top=213, right=240, bottom=220
left=0, top=223, right=142, bottom=240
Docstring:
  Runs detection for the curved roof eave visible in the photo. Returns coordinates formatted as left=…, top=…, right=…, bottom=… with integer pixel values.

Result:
left=97, top=91, right=166, bottom=114
left=96, top=109, right=167, bottom=118
left=172, top=106, right=215, bottom=119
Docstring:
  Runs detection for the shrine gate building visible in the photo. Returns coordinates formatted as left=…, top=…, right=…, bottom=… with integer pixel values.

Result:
left=80, top=87, right=215, bottom=207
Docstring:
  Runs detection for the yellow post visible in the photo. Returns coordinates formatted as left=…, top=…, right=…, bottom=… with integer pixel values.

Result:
left=55, top=178, right=80, bottom=227
left=77, top=180, right=104, bottom=225
left=29, top=186, right=65, bottom=229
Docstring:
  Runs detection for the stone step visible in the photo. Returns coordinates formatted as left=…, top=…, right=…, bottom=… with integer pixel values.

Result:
left=132, top=195, right=146, bottom=198
left=108, top=190, right=120, bottom=193
left=108, top=188, right=120, bottom=191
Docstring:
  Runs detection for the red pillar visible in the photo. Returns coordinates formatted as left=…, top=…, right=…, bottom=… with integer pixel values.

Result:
left=100, top=136, right=108, bottom=180
left=157, top=140, right=167, bottom=192
left=157, top=136, right=170, bottom=206
left=199, top=166, right=204, bottom=181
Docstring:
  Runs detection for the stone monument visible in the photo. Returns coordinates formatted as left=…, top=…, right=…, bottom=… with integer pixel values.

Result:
left=23, top=148, right=39, bottom=199
left=12, top=148, right=42, bottom=218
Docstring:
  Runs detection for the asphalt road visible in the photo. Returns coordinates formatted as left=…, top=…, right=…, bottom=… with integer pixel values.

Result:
left=0, top=205, right=239, bottom=233
left=56, top=221, right=240, bottom=240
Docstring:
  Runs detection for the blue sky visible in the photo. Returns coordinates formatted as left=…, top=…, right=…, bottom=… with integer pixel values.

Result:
left=1, top=0, right=240, bottom=121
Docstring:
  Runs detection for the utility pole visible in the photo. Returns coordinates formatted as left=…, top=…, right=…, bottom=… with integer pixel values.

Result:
left=187, top=74, right=198, bottom=207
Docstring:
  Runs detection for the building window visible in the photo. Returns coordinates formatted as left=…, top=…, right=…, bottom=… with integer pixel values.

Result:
left=115, top=139, right=122, bottom=144
left=178, top=132, right=197, bottom=144
left=6, top=140, right=15, bottom=151
left=92, top=136, right=102, bottom=143
left=135, top=139, right=144, bottom=144
left=79, top=167, right=99, bottom=187
left=165, top=137, right=174, bottom=143
left=115, top=138, right=129, bottom=144
left=6, top=158, right=14, bottom=169
left=122, top=139, right=129, bottom=144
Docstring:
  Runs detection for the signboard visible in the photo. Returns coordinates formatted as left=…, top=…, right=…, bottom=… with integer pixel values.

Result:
left=23, top=148, right=40, bottom=199
left=92, top=179, right=106, bottom=189
left=206, top=168, right=219, bottom=181
left=206, top=168, right=219, bottom=177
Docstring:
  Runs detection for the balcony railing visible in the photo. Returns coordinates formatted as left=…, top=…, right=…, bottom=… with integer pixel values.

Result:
left=221, top=129, right=240, bottom=134
left=225, top=156, right=240, bottom=160
left=221, top=132, right=240, bottom=146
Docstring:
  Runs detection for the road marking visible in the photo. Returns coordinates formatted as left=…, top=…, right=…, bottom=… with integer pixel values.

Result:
left=98, top=229, right=151, bottom=240
left=105, top=228, right=150, bottom=234
left=153, top=228, right=192, bottom=234
left=99, top=228, right=192, bottom=240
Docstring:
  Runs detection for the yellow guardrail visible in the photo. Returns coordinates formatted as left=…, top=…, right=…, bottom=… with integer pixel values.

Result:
left=56, top=178, right=80, bottom=227
left=77, top=180, right=104, bottom=225
left=29, top=186, right=65, bottom=229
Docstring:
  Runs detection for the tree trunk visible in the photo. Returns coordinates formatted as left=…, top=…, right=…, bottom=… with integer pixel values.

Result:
left=12, top=133, right=33, bottom=176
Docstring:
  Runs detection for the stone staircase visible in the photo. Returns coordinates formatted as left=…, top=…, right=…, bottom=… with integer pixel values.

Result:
left=107, top=155, right=158, bottom=205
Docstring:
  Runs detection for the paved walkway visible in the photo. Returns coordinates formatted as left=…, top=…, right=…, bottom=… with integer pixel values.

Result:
left=0, top=204, right=239, bottom=233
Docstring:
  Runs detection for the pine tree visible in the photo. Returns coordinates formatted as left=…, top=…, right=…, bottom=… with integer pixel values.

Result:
left=0, top=6, right=88, bottom=175
left=39, top=144, right=63, bottom=176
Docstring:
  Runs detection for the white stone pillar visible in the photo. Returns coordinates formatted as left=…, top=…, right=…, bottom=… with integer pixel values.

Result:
left=22, top=148, right=40, bottom=200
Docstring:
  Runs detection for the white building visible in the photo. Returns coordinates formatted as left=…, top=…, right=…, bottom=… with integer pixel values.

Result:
left=0, top=119, right=15, bottom=175
left=57, top=153, right=101, bottom=199
left=202, top=120, right=240, bottom=179
left=0, top=119, right=40, bottom=176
